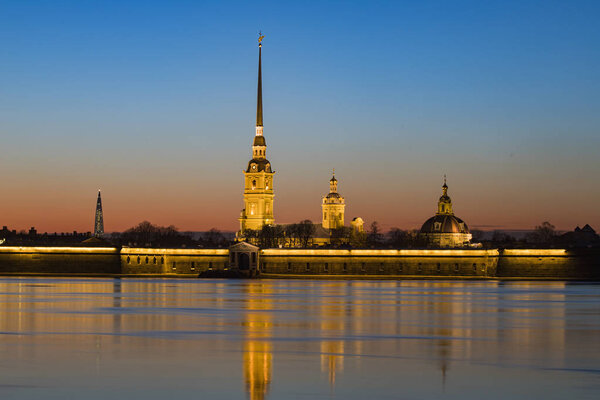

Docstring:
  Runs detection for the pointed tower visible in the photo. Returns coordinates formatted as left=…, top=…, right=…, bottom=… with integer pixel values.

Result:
left=437, top=175, right=453, bottom=215
left=94, top=190, right=104, bottom=237
left=239, top=34, right=275, bottom=233
left=322, top=170, right=345, bottom=230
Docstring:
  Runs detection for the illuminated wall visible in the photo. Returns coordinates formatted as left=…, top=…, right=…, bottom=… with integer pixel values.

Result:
left=0, top=247, right=598, bottom=278
left=0, top=246, right=120, bottom=274
left=120, top=248, right=228, bottom=275
left=260, top=249, right=499, bottom=277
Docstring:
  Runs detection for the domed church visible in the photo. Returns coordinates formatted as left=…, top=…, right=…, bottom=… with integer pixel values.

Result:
left=420, top=177, right=472, bottom=248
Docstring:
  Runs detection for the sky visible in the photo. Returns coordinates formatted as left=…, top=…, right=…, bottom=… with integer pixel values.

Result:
left=1, top=0, right=599, bottom=233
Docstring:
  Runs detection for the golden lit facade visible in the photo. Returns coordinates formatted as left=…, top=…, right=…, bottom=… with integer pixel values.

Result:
left=322, top=171, right=345, bottom=230
left=239, top=36, right=275, bottom=233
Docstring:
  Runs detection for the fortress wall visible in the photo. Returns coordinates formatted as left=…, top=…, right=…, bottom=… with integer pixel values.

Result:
left=260, top=249, right=499, bottom=277
left=0, top=246, right=597, bottom=278
left=497, top=249, right=600, bottom=279
left=120, top=248, right=229, bottom=275
left=0, top=247, right=120, bottom=274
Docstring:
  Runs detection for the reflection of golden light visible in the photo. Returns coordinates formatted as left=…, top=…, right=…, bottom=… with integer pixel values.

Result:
left=243, top=283, right=273, bottom=400
left=245, top=340, right=271, bottom=400
left=318, top=282, right=348, bottom=388
left=321, top=341, right=344, bottom=386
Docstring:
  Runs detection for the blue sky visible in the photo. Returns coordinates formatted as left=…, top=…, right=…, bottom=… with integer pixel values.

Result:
left=1, top=0, right=599, bottom=232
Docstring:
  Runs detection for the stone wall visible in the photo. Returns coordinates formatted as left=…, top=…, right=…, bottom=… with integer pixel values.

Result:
left=260, top=249, right=499, bottom=277
left=497, top=249, right=600, bottom=279
left=120, top=248, right=229, bottom=275
left=0, top=247, right=120, bottom=274
left=0, top=246, right=597, bottom=279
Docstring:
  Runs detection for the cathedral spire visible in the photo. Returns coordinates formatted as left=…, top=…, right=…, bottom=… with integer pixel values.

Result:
left=94, top=190, right=104, bottom=237
left=256, top=32, right=264, bottom=131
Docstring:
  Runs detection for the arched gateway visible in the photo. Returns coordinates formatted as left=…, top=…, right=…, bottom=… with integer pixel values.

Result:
left=229, top=242, right=260, bottom=275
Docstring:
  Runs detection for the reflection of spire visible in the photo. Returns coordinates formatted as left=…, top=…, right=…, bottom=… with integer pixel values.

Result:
left=243, top=283, right=273, bottom=400
left=245, top=341, right=271, bottom=400
left=319, top=283, right=347, bottom=391
left=321, top=341, right=344, bottom=388
left=439, top=344, right=448, bottom=393
left=113, top=278, right=122, bottom=342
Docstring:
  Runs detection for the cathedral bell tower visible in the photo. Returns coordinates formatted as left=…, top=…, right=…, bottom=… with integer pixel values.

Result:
left=239, top=33, right=275, bottom=233
left=322, top=170, right=345, bottom=230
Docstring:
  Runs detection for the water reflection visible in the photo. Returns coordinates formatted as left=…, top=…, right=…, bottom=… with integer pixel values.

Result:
left=243, top=283, right=272, bottom=400
left=0, top=278, right=598, bottom=400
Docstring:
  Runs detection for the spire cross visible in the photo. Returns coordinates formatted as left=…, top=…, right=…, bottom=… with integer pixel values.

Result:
left=258, top=31, right=265, bottom=44
left=443, top=174, right=447, bottom=186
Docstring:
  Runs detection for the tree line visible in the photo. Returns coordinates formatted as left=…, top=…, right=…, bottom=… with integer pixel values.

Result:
left=103, top=220, right=599, bottom=249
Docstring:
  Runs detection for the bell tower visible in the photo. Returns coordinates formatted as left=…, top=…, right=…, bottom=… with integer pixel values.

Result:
left=322, top=170, right=345, bottom=230
left=239, top=33, right=275, bottom=233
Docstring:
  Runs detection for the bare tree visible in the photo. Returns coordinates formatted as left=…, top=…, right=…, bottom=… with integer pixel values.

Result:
left=528, top=221, right=556, bottom=246
left=120, top=221, right=194, bottom=247
left=296, top=220, right=315, bottom=248
left=367, top=221, right=384, bottom=247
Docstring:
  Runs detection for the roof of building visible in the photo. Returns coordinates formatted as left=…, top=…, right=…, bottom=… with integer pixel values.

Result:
left=253, top=135, right=266, bottom=146
left=246, top=158, right=272, bottom=173
left=420, top=214, right=470, bottom=234
left=581, top=224, right=596, bottom=234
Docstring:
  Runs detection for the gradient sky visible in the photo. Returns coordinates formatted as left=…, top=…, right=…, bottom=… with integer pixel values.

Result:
left=1, top=0, right=599, bottom=233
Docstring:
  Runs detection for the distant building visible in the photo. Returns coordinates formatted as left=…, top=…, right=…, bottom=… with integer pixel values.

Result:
left=94, top=190, right=104, bottom=237
left=420, top=178, right=472, bottom=248
left=351, top=217, right=364, bottom=233
left=239, top=35, right=274, bottom=234
left=559, top=224, right=599, bottom=247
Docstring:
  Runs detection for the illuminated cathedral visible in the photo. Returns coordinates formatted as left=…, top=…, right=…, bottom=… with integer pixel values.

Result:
left=238, top=35, right=470, bottom=248
left=238, top=34, right=275, bottom=232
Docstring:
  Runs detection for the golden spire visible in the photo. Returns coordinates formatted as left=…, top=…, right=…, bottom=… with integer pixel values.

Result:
left=256, top=31, right=264, bottom=127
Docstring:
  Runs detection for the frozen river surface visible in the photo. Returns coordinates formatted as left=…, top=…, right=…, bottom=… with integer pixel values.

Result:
left=0, top=278, right=599, bottom=399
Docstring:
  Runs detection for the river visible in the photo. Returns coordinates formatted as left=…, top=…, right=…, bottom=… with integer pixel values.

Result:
left=0, top=278, right=598, bottom=399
